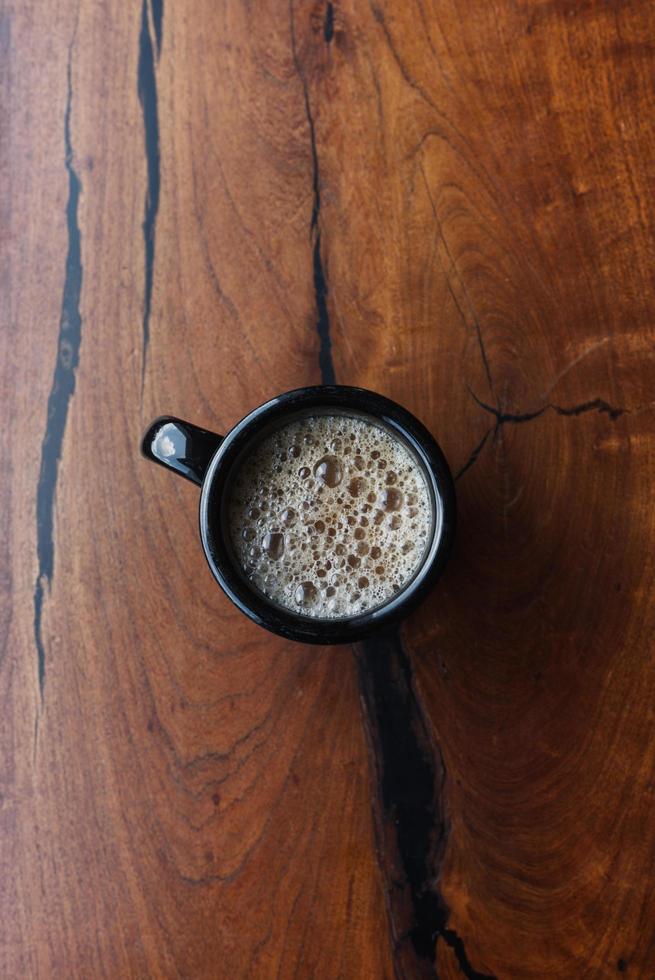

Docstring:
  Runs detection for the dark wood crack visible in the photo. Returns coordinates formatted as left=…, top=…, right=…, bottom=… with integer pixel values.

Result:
left=356, top=629, right=495, bottom=979
left=324, top=2, right=334, bottom=43
left=551, top=398, right=625, bottom=422
left=289, top=2, right=336, bottom=385
left=312, top=230, right=334, bottom=385
left=455, top=389, right=626, bottom=480
left=455, top=428, right=493, bottom=482
left=33, top=41, right=83, bottom=707
left=469, top=386, right=626, bottom=433
left=138, top=0, right=163, bottom=394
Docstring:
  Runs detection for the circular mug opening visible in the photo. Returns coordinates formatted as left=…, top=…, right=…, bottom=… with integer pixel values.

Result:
left=200, top=387, right=455, bottom=644
left=218, top=408, right=442, bottom=620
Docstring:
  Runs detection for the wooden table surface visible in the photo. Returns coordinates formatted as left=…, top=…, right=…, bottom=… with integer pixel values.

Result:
left=4, top=1, right=655, bottom=977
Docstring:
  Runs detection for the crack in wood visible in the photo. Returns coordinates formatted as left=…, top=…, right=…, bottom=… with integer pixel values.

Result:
left=456, top=388, right=627, bottom=480
left=33, top=39, right=83, bottom=711
left=470, top=387, right=626, bottom=430
left=138, top=0, right=163, bottom=395
left=324, top=2, right=334, bottom=43
left=289, top=2, right=336, bottom=385
left=356, top=630, right=495, bottom=979
left=455, top=428, right=493, bottom=482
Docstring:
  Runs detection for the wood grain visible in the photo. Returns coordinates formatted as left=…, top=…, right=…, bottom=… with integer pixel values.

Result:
left=3, top=0, right=655, bottom=977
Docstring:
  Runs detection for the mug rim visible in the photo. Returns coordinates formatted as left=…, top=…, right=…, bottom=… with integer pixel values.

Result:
left=199, top=385, right=456, bottom=644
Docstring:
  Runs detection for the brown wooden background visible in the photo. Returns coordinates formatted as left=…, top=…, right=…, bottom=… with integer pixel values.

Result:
left=3, top=1, right=655, bottom=977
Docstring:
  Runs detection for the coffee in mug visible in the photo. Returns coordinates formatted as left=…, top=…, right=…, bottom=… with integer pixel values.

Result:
left=226, top=412, right=432, bottom=618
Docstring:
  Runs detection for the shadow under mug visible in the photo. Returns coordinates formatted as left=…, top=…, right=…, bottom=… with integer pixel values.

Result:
left=141, top=386, right=456, bottom=644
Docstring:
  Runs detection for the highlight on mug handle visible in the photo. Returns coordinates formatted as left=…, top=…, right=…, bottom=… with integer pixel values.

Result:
left=141, top=416, right=224, bottom=487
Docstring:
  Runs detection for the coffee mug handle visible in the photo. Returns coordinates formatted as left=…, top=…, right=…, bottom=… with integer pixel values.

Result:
left=141, top=416, right=224, bottom=487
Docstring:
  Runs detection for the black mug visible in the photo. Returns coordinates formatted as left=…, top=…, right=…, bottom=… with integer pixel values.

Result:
left=141, top=386, right=456, bottom=644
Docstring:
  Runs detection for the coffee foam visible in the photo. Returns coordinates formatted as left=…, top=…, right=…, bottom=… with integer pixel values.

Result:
left=226, top=413, right=433, bottom=619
